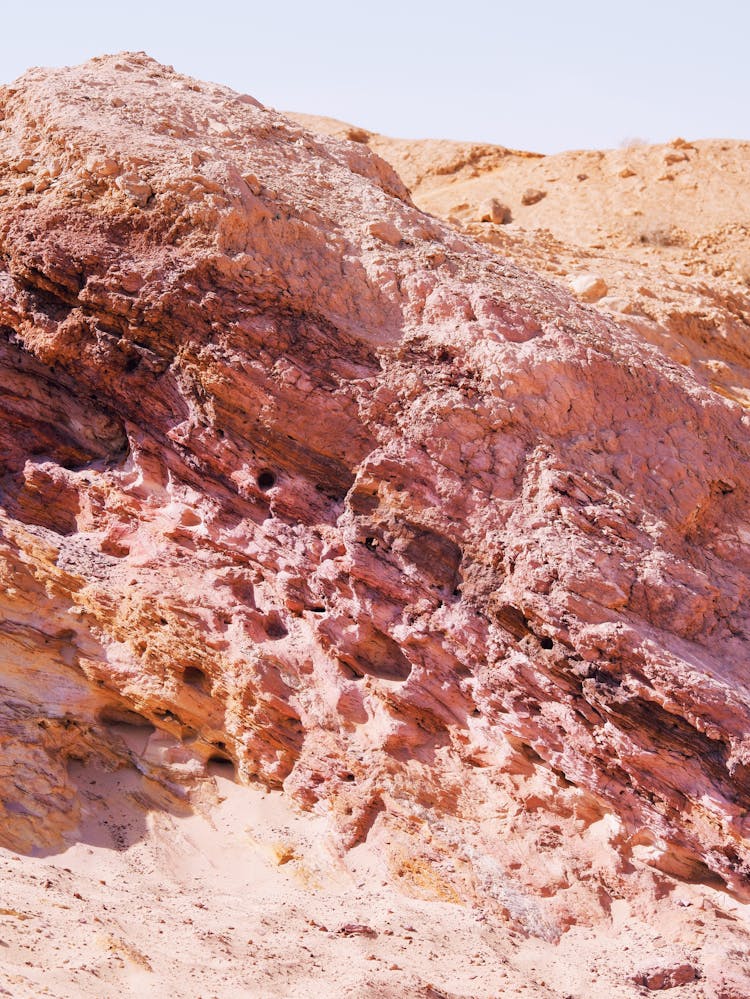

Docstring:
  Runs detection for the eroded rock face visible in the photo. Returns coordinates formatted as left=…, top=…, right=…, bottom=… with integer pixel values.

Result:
left=1, top=53, right=749, bottom=927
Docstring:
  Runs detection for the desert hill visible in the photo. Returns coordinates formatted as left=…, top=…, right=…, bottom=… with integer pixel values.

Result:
left=0, top=55, right=749, bottom=998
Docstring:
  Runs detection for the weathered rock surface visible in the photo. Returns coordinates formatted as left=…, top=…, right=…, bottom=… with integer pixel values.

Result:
left=292, top=113, right=750, bottom=410
left=1, top=54, right=750, bottom=997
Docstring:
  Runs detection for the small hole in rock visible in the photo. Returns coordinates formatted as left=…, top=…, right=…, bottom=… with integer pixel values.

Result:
left=264, top=613, right=288, bottom=640
left=184, top=666, right=208, bottom=690
left=540, top=637, right=554, bottom=650
left=342, top=772, right=356, bottom=782
left=155, top=709, right=181, bottom=724
left=364, top=536, right=378, bottom=550
left=257, top=470, right=276, bottom=491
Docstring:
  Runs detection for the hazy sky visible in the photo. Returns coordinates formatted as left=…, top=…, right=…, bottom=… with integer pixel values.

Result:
left=2, top=0, right=748, bottom=153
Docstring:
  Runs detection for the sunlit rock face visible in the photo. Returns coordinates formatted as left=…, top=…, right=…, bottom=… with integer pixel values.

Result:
left=1, top=52, right=749, bottom=935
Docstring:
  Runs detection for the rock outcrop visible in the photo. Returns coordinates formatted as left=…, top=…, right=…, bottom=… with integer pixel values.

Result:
left=1, top=53, right=750, bottom=997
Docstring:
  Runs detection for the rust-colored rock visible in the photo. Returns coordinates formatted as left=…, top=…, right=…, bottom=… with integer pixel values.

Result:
left=1, top=53, right=750, bottom=997
left=635, top=963, right=699, bottom=990
left=521, top=187, right=547, bottom=205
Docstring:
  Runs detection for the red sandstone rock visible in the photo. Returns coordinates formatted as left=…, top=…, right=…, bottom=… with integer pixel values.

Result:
left=635, top=962, right=699, bottom=990
left=1, top=55, right=750, bottom=993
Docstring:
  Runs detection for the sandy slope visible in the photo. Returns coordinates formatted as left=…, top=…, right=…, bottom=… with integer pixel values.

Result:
left=3, top=768, right=749, bottom=998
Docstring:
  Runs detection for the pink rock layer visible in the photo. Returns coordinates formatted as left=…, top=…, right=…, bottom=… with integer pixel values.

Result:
left=0, top=52, right=749, bottom=932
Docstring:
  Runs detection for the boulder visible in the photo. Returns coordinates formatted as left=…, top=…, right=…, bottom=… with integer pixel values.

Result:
left=569, top=272, right=609, bottom=301
left=477, top=197, right=511, bottom=224
left=521, top=187, right=546, bottom=205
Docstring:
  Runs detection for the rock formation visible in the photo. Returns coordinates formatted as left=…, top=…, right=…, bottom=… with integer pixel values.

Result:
left=1, top=54, right=750, bottom=997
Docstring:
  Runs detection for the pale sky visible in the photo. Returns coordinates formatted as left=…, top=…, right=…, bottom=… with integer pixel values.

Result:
left=2, top=0, right=748, bottom=153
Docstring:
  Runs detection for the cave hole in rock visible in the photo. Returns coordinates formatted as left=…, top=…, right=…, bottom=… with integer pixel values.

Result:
left=257, top=469, right=276, bottom=491
left=155, top=708, right=182, bottom=724
left=540, top=637, right=554, bottom=650
left=99, top=706, right=155, bottom=756
left=183, top=666, right=208, bottom=691
left=207, top=755, right=236, bottom=780
left=99, top=706, right=155, bottom=731
left=364, top=536, right=378, bottom=551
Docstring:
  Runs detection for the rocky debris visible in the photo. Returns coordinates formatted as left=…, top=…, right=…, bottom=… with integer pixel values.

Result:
left=478, top=197, right=511, bottom=224
left=521, top=187, right=546, bottom=205
left=114, top=171, right=152, bottom=206
left=1, top=52, right=750, bottom=998
left=568, top=272, right=608, bottom=301
left=634, top=963, right=699, bottom=990
left=337, top=923, right=378, bottom=938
